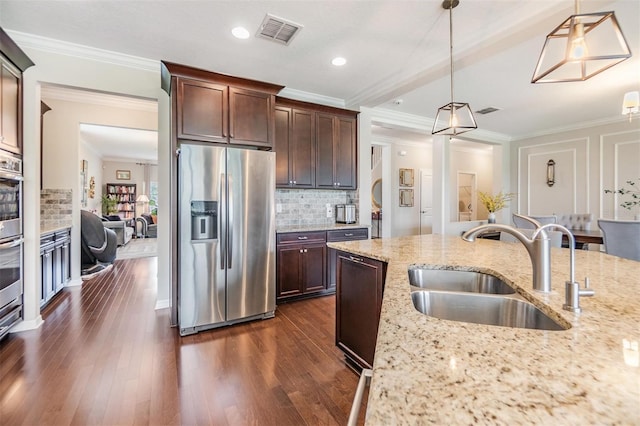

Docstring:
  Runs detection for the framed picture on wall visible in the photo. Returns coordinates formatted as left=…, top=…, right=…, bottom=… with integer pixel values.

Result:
left=399, top=168, right=414, bottom=187
left=399, top=189, right=414, bottom=207
left=116, top=170, right=131, bottom=180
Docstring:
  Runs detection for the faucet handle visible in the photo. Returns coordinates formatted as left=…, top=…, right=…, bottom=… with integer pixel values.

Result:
left=580, top=277, right=595, bottom=297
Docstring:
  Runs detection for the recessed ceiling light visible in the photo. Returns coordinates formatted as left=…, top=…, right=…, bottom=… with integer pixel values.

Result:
left=232, top=27, right=250, bottom=39
left=332, top=57, right=347, bottom=66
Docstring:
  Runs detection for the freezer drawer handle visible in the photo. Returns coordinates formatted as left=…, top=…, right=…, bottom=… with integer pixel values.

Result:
left=347, top=368, right=373, bottom=426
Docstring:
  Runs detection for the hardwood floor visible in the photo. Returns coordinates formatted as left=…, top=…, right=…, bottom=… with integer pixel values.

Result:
left=0, top=257, right=366, bottom=425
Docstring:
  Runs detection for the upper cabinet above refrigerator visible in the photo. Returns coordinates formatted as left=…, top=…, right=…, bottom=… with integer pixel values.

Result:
left=0, top=27, right=35, bottom=156
left=161, top=61, right=284, bottom=150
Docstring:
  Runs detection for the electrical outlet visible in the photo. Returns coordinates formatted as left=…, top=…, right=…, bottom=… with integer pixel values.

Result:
left=276, top=203, right=282, bottom=213
left=326, top=203, right=333, bottom=218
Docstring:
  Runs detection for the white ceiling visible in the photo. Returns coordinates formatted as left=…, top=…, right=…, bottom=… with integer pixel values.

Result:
left=2, top=0, right=639, bottom=151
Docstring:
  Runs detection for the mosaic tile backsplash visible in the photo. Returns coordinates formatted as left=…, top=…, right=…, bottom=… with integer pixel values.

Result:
left=41, top=189, right=73, bottom=231
left=275, top=189, right=359, bottom=228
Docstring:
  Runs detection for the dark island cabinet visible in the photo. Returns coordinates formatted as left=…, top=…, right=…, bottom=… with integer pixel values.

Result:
left=274, top=105, right=315, bottom=188
left=336, top=251, right=387, bottom=369
left=316, top=113, right=357, bottom=190
left=40, top=228, right=71, bottom=308
left=162, top=61, right=283, bottom=149
left=276, top=231, right=326, bottom=301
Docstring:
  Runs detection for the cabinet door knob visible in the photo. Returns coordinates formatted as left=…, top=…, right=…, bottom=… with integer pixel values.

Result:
left=293, top=180, right=296, bottom=184
left=304, top=249, right=308, bottom=253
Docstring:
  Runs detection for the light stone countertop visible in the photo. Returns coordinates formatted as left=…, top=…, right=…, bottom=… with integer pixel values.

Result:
left=327, top=234, right=640, bottom=425
left=276, top=223, right=368, bottom=234
left=40, top=225, right=72, bottom=235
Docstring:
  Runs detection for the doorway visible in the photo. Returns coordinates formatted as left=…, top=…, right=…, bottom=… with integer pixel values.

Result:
left=420, top=169, right=433, bottom=234
left=456, top=172, right=476, bottom=222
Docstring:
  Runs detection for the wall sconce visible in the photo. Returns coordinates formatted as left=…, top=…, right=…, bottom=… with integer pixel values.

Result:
left=622, top=91, right=639, bottom=122
left=547, top=159, right=555, bottom=187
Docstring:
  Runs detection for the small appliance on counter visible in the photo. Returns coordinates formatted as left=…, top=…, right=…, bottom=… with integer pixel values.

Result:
left=336, top=204, right=356, bottom=224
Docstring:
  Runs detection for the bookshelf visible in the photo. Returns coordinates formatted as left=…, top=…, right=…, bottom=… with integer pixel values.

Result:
left=105, top=183, right=137, bottom=219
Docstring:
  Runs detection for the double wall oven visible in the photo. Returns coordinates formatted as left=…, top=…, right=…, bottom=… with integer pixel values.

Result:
left=0, top=151, right=23, bottom=341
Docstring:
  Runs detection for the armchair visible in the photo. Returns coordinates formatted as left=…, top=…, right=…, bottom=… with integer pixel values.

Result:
left=136, top=214, right=157, bottom=238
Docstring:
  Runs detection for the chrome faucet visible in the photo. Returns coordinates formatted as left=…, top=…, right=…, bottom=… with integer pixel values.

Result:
left=461, top=215, right=594, bottom=310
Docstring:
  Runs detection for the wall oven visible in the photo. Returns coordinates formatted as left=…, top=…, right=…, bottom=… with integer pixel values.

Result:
left=0, top=236, right=22, bottom=340
left=0, top=151, right=22, bottom=341
left=0, top=151, right=22, bottom=240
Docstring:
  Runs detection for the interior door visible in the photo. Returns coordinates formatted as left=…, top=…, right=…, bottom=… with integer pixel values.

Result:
left=420, top=169, right=433, bottom=235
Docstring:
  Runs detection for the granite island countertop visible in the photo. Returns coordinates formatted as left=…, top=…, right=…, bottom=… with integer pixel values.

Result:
left=328, top=234, right=640, bottom=424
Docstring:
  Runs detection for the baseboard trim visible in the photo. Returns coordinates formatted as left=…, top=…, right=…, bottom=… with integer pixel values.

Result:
left=10, top=315, right=44, bottom=333
left=65, top=278, right=83, bottom=288
left=155, top=299, right=170, bottom=310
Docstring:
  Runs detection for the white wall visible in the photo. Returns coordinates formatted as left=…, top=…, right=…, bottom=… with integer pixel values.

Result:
left=388, top=142, right=432, bottom=237
left=15, top=36, right=167, bottom=331
left=511, top=120, right=640, bottom=221
left=449, top=145, right=493, bottom=222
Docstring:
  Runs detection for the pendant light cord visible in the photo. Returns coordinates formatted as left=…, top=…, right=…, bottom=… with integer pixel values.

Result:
left=449, top=3, right=454, bottom=106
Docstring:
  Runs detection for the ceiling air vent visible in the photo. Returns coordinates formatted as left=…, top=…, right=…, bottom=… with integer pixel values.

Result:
left=475, top=107, right=501, bottom=115
left=257, top=14, right=303, bottom=45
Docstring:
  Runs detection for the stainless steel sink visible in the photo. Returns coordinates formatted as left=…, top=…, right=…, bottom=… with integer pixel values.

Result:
left=408, top=268, right=516, bottom=294
left=411, top=291, right=569, bottom=331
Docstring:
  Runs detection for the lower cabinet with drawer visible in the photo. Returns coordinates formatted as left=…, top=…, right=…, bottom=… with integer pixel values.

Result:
left=276, top=227, right=368, bottom=303
left=276, top=231, right=327, bottom=302
left=40, top=228, right=71, bottom=308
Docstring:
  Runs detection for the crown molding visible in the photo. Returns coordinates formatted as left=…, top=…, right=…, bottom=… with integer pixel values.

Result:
left=42, top=84, right=157, bottom=112
left=278, top=87, right=346, bottom=109
left=5, top=30, right=159, bottom=73
left=511, top=115, right=634, bottom=141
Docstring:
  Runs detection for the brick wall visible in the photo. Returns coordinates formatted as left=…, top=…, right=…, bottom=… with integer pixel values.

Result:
left=40, top=189, right=73, bottom=231
left=275, top=189, right=358, bottom=228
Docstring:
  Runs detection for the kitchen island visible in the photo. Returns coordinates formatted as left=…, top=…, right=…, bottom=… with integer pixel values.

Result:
left=328, top=234, right=639, bottom=424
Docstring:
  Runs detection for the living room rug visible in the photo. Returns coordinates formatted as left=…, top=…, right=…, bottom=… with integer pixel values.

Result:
left=116, top=238, right=157, bottom=260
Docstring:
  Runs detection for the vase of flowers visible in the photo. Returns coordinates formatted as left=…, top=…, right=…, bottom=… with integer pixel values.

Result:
left=604, top=178, right=640, bottom=220
left=478, top=191, right=515, bottom=223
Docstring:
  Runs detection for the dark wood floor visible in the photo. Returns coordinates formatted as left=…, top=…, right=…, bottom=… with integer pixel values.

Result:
left=0, top=257, right=366, bottom=425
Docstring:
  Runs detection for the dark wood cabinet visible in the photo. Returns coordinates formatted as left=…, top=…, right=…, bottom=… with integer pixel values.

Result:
left=0, top=28, right=34, bottom=156
left=40, top=228, right=71, bottom=308
left=316, top=113, right=357, bottom=190
left=326, top=228, right=369, bottom=290
left=274, top=105, right=315, bottom=188
left=276, top=231, right=326, bottom=302
left=336, top=251, right=387, bottom=369
left=162, top=61, right=283, bottom=149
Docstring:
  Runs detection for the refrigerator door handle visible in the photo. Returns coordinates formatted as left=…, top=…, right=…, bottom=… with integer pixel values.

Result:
left=227, top=174, right=233, bottom=269
left=220, top=173, right=226, bottom=270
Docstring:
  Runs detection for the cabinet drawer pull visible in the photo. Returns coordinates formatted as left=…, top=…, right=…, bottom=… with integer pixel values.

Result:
left=349, top=255, right=364, bottom=263
left=344, top=233, right=353, bottom=237
left=297, top=236, right=308, bottom=240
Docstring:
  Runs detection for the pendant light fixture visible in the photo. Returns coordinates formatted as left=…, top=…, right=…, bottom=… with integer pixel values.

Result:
left=432, top=0, right=477, bottom=136
left=531, top=0, right=631, bottom=83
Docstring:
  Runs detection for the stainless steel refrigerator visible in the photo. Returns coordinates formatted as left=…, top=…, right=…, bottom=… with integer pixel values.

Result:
left=177, top=143, right=275, bottom=336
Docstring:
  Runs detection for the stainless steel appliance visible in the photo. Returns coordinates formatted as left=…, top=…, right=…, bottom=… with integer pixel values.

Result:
left=336, top=204, right=356, bottom=224
left=0, top=236, right=23, bottom=341
left=0, top=151, right=22, bottom=341
left=177, top=144, right=275, bottom=336
left=0, top=151, right=22, bottom=240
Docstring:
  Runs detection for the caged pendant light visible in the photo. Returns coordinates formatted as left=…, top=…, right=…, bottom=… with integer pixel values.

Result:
left=432, top=0, right=477, bottom=136
left=531, top=0, right=632, bottom=83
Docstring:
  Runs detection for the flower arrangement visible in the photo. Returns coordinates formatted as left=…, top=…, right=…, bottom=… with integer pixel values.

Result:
left=604, top=178, right=640, bottom=211
left=478, top=191, right=515, bottom=213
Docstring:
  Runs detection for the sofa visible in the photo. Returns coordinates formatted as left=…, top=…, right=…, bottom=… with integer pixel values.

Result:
left=102, top=216, right=134, bottom=246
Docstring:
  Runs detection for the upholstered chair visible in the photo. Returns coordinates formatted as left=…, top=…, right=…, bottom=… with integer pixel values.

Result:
left=597, top=219, right=640, bottom=261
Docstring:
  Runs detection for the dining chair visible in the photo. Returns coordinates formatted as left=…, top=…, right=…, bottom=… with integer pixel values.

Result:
left=512, top=214, right=557, bottom=229
left=597, top=219, right=640, bottom=261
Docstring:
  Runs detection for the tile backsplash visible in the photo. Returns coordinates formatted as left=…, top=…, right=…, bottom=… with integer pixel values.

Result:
left=275, top=189, right=359, bottom=228
left=41, top=189, right=73, bottom=231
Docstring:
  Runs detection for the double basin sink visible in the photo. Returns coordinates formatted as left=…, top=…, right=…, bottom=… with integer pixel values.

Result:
left=408, top=268, right=569, bottom=331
